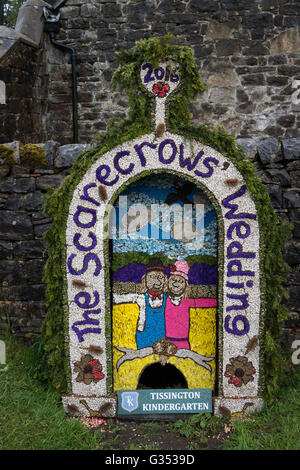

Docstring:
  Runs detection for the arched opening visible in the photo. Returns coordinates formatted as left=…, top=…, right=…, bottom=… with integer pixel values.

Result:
left=111, top=171, right=218, bottom=392
left=137, top=363, right=188, bottom=389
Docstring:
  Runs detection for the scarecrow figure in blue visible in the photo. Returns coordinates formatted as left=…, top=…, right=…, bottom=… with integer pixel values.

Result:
left=136, top=258, right=167, bottom=349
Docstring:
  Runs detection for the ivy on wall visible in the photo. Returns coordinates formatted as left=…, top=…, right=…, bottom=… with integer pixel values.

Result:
left=42, top=35, right=291, bottom=403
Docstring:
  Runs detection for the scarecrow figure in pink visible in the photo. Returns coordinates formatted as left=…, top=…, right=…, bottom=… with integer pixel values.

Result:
left=165, top=260, right=217, bottom=350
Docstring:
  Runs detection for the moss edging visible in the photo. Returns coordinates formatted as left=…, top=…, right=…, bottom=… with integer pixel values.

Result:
left=42, top=36, right=291, bottom=403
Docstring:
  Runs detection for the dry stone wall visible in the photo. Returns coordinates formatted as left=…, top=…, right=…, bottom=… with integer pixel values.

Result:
left=237, top=136, right=300, bottom=350
left=0, top=142, right=90, bottom=341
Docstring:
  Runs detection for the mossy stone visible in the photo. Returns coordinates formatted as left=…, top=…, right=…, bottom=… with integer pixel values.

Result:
left=20, top=144, right=47, bottom=169
left=0, top=144, right=16, bottom=167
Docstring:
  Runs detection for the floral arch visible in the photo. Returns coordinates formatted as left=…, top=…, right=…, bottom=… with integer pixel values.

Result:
left=42, top=37, right=289, bottom=418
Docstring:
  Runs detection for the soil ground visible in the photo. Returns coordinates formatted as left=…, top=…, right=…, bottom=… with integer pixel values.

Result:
left=92, top=418, right=232, bottom=450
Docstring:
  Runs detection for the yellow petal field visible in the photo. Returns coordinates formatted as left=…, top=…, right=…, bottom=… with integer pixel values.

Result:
left=112, top=303, right=216, bottom=392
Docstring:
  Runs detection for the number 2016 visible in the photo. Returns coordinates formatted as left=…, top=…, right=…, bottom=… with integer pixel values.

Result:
left=142, top=63, right=179, bottom=83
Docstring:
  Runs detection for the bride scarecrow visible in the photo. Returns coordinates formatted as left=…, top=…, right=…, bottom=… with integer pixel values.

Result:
left=164, top=260, right=216, bottom=350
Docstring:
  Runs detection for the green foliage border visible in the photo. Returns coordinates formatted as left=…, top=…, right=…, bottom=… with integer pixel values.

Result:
left=42, top=36, right=291, bottom=403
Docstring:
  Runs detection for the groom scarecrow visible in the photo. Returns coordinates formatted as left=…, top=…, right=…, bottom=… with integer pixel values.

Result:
left=136, top=258, right=167, bottom=349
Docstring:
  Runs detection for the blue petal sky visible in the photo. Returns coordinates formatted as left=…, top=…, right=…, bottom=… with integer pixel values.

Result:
left=112, top=175, right=218, bottom=259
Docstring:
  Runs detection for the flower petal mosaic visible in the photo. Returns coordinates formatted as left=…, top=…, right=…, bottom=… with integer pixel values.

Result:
left=48, top=43, right=276, bottom=418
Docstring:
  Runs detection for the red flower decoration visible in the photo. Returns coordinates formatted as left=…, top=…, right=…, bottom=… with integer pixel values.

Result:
left=91, top=362, right=104, bottom=380
left=224, top=356, right=256, bottom=388
left=92, top=368, right=104, bottom=380
left=74, top=354, right=104, bottom=385
left=88, top=360, right=98, bottom=367
left=170, top=265, right=176, bottom=272
left=152, top=81, right=170, bottom=98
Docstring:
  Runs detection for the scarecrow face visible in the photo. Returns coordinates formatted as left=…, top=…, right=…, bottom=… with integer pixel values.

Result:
left=168, top=275, right=186, bottom=296
left=145, top=270, right=166, bottom=293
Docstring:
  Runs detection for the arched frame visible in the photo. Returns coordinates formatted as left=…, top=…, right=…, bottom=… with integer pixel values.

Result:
left=62, top=131, right=264, bottom=417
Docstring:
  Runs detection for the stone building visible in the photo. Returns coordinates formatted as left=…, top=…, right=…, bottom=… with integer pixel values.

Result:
left=0, top=0, right=299, bottom=347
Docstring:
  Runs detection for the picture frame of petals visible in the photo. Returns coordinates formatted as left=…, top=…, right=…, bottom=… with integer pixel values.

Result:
left=61, top=59, right=264, bottom=419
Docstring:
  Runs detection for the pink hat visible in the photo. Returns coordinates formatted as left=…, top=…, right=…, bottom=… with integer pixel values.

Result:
left=169, top=260, right=189, bottom=281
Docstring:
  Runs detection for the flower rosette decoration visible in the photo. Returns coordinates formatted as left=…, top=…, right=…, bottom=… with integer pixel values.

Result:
left=152, top=81, right=170, bottom=98
left=74, top=354, right=104, bottom=385
left=225, top=356, right=256, bottom=387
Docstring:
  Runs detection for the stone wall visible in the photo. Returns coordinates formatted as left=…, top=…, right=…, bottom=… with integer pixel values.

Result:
left=0, top=40, right=48, bottom=144
left=45, top=0, right=300, bottom=144
left=0, top=142, right=89, bottom=341
left=1, top=1, right=300, bottom=144
left=0, top=137, right=299, bottom=347
left=237, top=136, right=300, bottom=349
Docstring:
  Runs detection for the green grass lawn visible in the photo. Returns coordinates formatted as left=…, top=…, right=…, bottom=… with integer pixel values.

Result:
left=0, top=334, right=299, bottom=451
left=223, top=375, right=300, bottom=450
left=0, top=335, right=99, bottom=450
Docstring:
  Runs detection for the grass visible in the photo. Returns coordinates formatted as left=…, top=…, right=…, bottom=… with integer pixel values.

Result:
left=0, top=334, right=299, bottom=450
left=223, top=375, right=300, bottom=450
left=0, top=335, right=99, bottom=450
